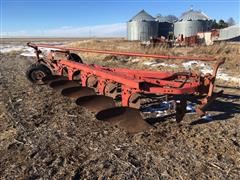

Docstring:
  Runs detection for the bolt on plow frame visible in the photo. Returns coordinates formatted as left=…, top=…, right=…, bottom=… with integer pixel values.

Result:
left=26, top=42, right=225, bottom=133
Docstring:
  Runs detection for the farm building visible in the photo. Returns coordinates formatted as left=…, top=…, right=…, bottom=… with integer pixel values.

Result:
left=174, top=9, right=212, bottom=38
left=127, top=10, right=158, bottom=41
left=217, top=25, right=240, bottom=42
left=155, top=16, right=174, bottom=38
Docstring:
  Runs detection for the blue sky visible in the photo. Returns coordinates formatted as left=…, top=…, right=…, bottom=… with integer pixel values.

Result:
left=1, top=0, right=240, bottom=37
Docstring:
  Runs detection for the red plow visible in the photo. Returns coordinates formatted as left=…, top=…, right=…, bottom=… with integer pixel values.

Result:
left=26, top=42, right=225, bottom=133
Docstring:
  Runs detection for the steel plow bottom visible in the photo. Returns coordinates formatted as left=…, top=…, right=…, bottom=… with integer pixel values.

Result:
left=96, top=107, right=152, bottom=133
left=49, top=79, right=81, bottom=91
left=76, top=95, right=116, bottom=113
left=44, top=76, right=151, bottom=133
left=42, top=75, right=68, bottom=84
left=61, top=86, right=96, bottom=98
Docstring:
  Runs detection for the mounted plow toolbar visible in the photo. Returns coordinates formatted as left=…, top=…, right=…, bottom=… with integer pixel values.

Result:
left=26, top=42, right=224, bottom=133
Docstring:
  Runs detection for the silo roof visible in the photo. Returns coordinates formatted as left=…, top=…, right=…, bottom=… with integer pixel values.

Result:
left=129, top=10, right=155, bottom=21
left=156, top=15, right=177, bottom=23
left=156, top=16, right=170, bottom=22
left=179, top=9, right=210, bottom=21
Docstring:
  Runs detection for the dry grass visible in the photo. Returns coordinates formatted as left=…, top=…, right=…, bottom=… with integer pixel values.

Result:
left=68, top=39, right=240, bottom=75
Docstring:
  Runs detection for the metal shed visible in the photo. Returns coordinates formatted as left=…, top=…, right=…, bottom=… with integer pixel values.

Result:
left=174, top=9, right=212, bottom=38
left=217, top=25, right=240, bottom=41
left=127, top=10, right=158, bottom=41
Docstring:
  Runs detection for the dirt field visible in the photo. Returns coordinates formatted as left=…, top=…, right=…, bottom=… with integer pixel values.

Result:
left=0, top=39, right=240, bottom=179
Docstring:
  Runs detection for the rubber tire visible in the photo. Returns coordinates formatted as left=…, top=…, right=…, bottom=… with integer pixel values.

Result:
left=26, top=63, right=52, bottom=84
left=67, top=53, right=83, bottom=63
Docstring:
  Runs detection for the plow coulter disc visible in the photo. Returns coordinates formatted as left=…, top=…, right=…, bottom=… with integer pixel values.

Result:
left=61, top=86, right=96, bottom=99
left=42, top=75, right=68, bottom=84
left=96, top=107, right=152, bottom=133
left=49, top=80, right=81, bottom=91
left=76, top=95, right=116, bottom=113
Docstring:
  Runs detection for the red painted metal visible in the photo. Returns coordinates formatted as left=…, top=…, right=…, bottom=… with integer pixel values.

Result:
left=60, top=60, right=143, bottom=89
left=27, top=42, right=224, bottom=117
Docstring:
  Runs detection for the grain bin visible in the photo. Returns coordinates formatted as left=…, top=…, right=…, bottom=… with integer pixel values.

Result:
left=156, top=16, right=175, bottom=38
left=174, top=9, right=212, bottom=38
left=127, top=10, right=158, bottom=41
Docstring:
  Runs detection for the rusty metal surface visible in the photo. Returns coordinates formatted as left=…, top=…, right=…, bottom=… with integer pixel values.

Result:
left=76, top=95, right=116, bottom=113
left=104, top=82, right=118, bottom=99
left=96, top=107, right=152, bottom=133
left=86, top=75, right=98, bottom=88
left=49, top=80, right=80, bottom=91
left=61, top=86, right=96, bottom=99
left=128, top=93, right=141, bottom=109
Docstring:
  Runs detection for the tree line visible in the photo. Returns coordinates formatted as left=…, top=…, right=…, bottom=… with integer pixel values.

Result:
left=212, top=17, right=236, bottom=29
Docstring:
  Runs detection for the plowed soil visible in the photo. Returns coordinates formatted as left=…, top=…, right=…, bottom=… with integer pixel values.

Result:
left=0, top=41, right=240, bottom=179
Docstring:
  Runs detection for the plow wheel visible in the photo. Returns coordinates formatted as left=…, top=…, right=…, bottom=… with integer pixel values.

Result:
left=96, top=107, right=152, bottom=133
left=86, top=75, right=98, bottom=88
left=76, top=95, right=116, bottom=113
left=49, top=80, right=81, bottom=91
left=175, top=99, right=187, bottom=122
left=104, top=83, right=118, bottom=99
left=61, top=86, right=96, bottom=99
left=26, top=63, right=52, bottom=84
left=128, top=93, right=141, bottom=109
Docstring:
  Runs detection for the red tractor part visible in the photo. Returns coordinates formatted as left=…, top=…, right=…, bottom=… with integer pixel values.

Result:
left=25, top=42, right=224, bottom=133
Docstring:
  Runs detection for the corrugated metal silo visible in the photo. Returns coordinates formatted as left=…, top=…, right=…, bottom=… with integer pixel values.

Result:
left=174, top=9, right=212, bottom=38
left=156, top=16, right=174, bottom=38
left=127, top=10, right=158, bottom=41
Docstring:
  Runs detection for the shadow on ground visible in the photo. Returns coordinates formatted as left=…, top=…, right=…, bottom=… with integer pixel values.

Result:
left=144, top=93, right=240, bottom=126
left=190, top=93, right=240, bottom=125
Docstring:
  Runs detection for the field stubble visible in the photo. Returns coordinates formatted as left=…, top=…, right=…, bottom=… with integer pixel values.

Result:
left=0, top=39, right=240, bottom=179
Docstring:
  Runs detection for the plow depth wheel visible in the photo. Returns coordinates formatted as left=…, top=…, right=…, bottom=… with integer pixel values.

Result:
left=26, top=63, right=52, bottom=84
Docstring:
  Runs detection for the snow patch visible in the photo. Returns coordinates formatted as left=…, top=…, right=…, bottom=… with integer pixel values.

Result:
left=0, top=45, right=25, bottom=53
left=157, top=63, right=178, bottom=68
left=0, top=43, right=66, bottom=57
left=143, top=61, right=157, bottom=66
left=143, top=61, right=178, bottom=68
left=131, top=58, right=141, bottom=63
left=201, top=114, right=213, bottom=121
left=186, top=103, right=196, bottom=112
left=142, top=59, right=240, bottom=86
left=217, top=72, right=240, bottom=86
left=182, top=60, right=199, bottom=70
left=142, top=101, right=174, bottom=117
